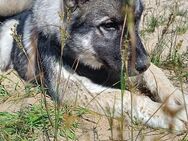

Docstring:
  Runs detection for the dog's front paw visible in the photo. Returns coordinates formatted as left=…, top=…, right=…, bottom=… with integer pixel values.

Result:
left=162, top=104, right=188, bottom=131
left=134, top=96, right=188, bottom=131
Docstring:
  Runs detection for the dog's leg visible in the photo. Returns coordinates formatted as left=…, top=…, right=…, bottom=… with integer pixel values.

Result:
left=143, top=63, right=188, bottom=105
left=60, top=74, right=188, bottom=131
left=0, top=20, right=18, bottom=72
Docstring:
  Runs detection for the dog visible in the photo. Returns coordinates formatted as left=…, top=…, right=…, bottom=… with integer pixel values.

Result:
left=0, top=0, right=187, bottom=131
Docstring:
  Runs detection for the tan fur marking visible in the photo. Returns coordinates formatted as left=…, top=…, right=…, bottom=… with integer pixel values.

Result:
left=25, top=31, right=38, bottom=80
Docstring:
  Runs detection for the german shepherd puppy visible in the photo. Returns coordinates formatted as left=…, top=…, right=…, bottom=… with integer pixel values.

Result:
left=0, top=0, right=150, bottom=94
left=0, top=0, right=187, bottom=130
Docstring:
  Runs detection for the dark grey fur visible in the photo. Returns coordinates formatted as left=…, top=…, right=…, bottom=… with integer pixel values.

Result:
left=1, top=0, right=150, bottom=100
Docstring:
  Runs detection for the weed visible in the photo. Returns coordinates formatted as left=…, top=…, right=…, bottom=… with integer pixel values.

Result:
left=0, top=103, right=87, bottom=140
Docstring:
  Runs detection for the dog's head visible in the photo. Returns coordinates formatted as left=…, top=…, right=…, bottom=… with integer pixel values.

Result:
left=64, top=0, right=150, bottom=77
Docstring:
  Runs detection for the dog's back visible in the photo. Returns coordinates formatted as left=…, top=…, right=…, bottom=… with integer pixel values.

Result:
left=0, top=0, right=33, bottom=17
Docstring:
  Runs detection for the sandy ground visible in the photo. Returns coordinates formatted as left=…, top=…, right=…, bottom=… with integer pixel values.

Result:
left=0, top=0, right=188, bottom=140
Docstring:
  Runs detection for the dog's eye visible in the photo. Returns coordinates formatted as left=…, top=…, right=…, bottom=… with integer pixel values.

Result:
left=100, top=21, right=118, bottom=31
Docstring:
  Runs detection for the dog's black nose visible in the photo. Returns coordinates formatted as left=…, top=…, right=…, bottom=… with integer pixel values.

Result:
left=127, top=55, right=150, bottom=76
left=136, top=58, right=150, bottom=73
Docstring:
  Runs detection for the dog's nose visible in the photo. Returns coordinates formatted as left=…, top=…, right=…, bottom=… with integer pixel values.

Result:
left=135, top=57, right=150, bottom=73
left=127, top=59, right=150, bottom=76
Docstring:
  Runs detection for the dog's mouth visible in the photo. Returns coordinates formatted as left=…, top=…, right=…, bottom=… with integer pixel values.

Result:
left=100, top=56, right=150, bottom=77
